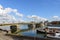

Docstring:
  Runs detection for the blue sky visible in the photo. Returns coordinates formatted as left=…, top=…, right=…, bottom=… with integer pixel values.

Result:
left=0, top=0, right=60, bottom=22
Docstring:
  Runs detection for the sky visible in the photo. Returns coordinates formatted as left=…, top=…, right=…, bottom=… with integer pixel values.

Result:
left=0, top=0, right=60, bottom=23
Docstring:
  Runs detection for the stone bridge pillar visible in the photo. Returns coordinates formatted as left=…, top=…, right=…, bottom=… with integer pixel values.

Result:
left=10, top=25, right=17, bottom=33
left=28, top=23, right=36, bottom=29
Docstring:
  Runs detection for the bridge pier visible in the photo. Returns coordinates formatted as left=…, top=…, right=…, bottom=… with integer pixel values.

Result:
left=36, top=22, right=45, bottom=28
left=28, top=23, right=36, bottom=29
left=28, top=22, right=45, bottom=29
left=10, top=25, right=17, bottom=33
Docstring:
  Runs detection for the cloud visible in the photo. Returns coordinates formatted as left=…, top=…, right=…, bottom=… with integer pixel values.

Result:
left=27, top=15, right=37, bottom=18
left=0, top=5, right=24, bottom=23
left=53, top=16, right=59, bottom=18
left=27, top=15, right=48, bottom=22
left=16, top=12, right=23, bottom=17
left=52, top=16, right=60, bottom=21
left=4, top=8, right=12, bottom=14
left=13, top=9, right=17, bottom=12
left=40, top=18, right=48, bottom=21
left=27, top=15, right=41, bottom=19
left=13, top=9, right=23, bottom=17
left=0, top=5, right=48, bottom=23
left=0, top=5, right=3, bottom=9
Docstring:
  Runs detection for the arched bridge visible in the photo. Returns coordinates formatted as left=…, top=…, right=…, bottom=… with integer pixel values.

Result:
left=0, top=22, right=34, bottom=26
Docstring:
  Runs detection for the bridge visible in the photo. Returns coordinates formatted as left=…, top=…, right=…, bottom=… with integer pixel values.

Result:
left=0, top=22, right=34, bottom=26
left=0, top=22, right=43, bottom=34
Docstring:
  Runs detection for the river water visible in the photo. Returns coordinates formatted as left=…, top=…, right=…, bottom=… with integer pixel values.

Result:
left=0, top=24, right=46, bottom=38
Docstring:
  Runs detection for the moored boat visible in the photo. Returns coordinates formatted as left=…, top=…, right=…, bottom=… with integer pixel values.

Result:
left=47, top=33, right=60, bottom=38
left=37, top=29, right=55, bottom=34
left=36, top=27, right=60, bottom=34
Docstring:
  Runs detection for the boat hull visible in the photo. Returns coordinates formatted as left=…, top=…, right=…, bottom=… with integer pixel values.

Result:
left=37, top=30, right=55, bottom=34
left=37, top=30, right=46, bottom=34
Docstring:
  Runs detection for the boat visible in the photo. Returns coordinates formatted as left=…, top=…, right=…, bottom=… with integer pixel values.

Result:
left=36, top=27, right=60, bottom=34
left=47, top=33, right=60, bottom=38
left=37, top=29, right=55, bottom=34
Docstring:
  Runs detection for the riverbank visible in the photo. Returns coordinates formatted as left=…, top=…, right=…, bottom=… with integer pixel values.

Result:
left=0, top=31, right=13, bottom=40
left=5, top=33, right=60, bottom=40
left=0, top=31, right=60, bottom=40
left=0, top=31, right=39, bottom=40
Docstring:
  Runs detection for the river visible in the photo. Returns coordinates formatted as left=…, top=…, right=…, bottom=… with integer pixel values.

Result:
left=0, top=24, right=46, bottom=38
